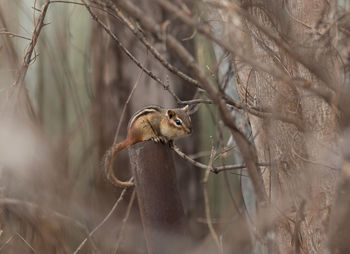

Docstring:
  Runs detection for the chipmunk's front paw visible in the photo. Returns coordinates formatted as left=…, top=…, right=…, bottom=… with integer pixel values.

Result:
left=159, top=137, right=168, bottom=144
left=151, top=137, right=161, bottom=143
left=168, top=140, right=174, bottom=148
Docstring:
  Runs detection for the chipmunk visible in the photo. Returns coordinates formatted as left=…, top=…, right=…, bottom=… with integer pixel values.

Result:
left=104, top=105, right=192, bottom=187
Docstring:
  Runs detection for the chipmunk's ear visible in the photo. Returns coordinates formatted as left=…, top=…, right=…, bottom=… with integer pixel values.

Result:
left=167, top=110, right=176, bottom=119
left=182, top=105, right=189, bottom=113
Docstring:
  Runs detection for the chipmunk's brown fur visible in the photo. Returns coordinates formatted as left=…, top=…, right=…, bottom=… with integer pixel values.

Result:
left=104, top=105, right=192, bottom=187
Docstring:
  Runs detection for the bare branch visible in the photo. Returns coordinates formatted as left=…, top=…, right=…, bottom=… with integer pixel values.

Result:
left=80, top=0, right=181, bottom=102
left=172, top=144, right=270, bottom=173
left=73, top=185, right=131, bottom=254
left=202, top=145, right=223, bottom=253
left=98, top=1, right=200, bottom=88
left=12, top=1, right=50, bottom=89
left=5, top=0, right=50, bottom=119
left=114, top=189, right=136, bottom=253
left=0, top=31, right=31, bottom=41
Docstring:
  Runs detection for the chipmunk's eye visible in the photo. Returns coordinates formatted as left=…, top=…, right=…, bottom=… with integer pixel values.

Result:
left=175, top=119, right=182, bottom=126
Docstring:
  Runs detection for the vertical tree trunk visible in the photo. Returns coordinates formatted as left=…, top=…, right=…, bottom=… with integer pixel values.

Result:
left=130, top=141, right=189, bottom=254
left=228, top=0, right=340, bottom=253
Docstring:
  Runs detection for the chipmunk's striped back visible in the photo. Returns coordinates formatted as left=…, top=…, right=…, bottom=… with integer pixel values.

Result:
left=128, top=106, right=163, bottom=129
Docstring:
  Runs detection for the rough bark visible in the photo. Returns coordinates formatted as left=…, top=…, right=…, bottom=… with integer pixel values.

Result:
left=226, top=0, right=341, bottom=253
left=130, top=141, right=189, bottom=254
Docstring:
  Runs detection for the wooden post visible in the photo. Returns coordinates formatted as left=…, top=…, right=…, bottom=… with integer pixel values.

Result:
left=129, top=141, right=188, bottom=254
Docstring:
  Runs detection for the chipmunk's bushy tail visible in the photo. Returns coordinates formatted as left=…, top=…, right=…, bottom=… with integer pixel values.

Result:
left=103, top=139, right=134, bottom=188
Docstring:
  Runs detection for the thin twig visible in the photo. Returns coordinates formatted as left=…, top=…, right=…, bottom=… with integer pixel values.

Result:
left=12, top=0, right=50, bottom=88
left=114, top=189, right=136, bottom=253
left=113, top=61, right=144, bottom=145
left=6, top=0, right=50, bottom=118
left=16, top=233, right=38, bottom=254
left=223, top=95, right=306, bottom=132
left=50, top=0, right=124, bottom=18
left=202, top=145, right=223, bottom=253
left=33, top=0, right=38, bottom=26
left=224, top=169, right=243, bottom=216
left=172, top=144, right=269, bottom=173
left=0, top=31, right=31, bottom=40
left=0, top=235, right=15, bottom=252
left=104, top=58, right=145, bottom=187
left=73, top=185, right=131, bottom=254
left=101, top=1, right=199, bottom=88
left=81, top=0, right=181, bottom=102
left=180, top=98, right=212, bottom=105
